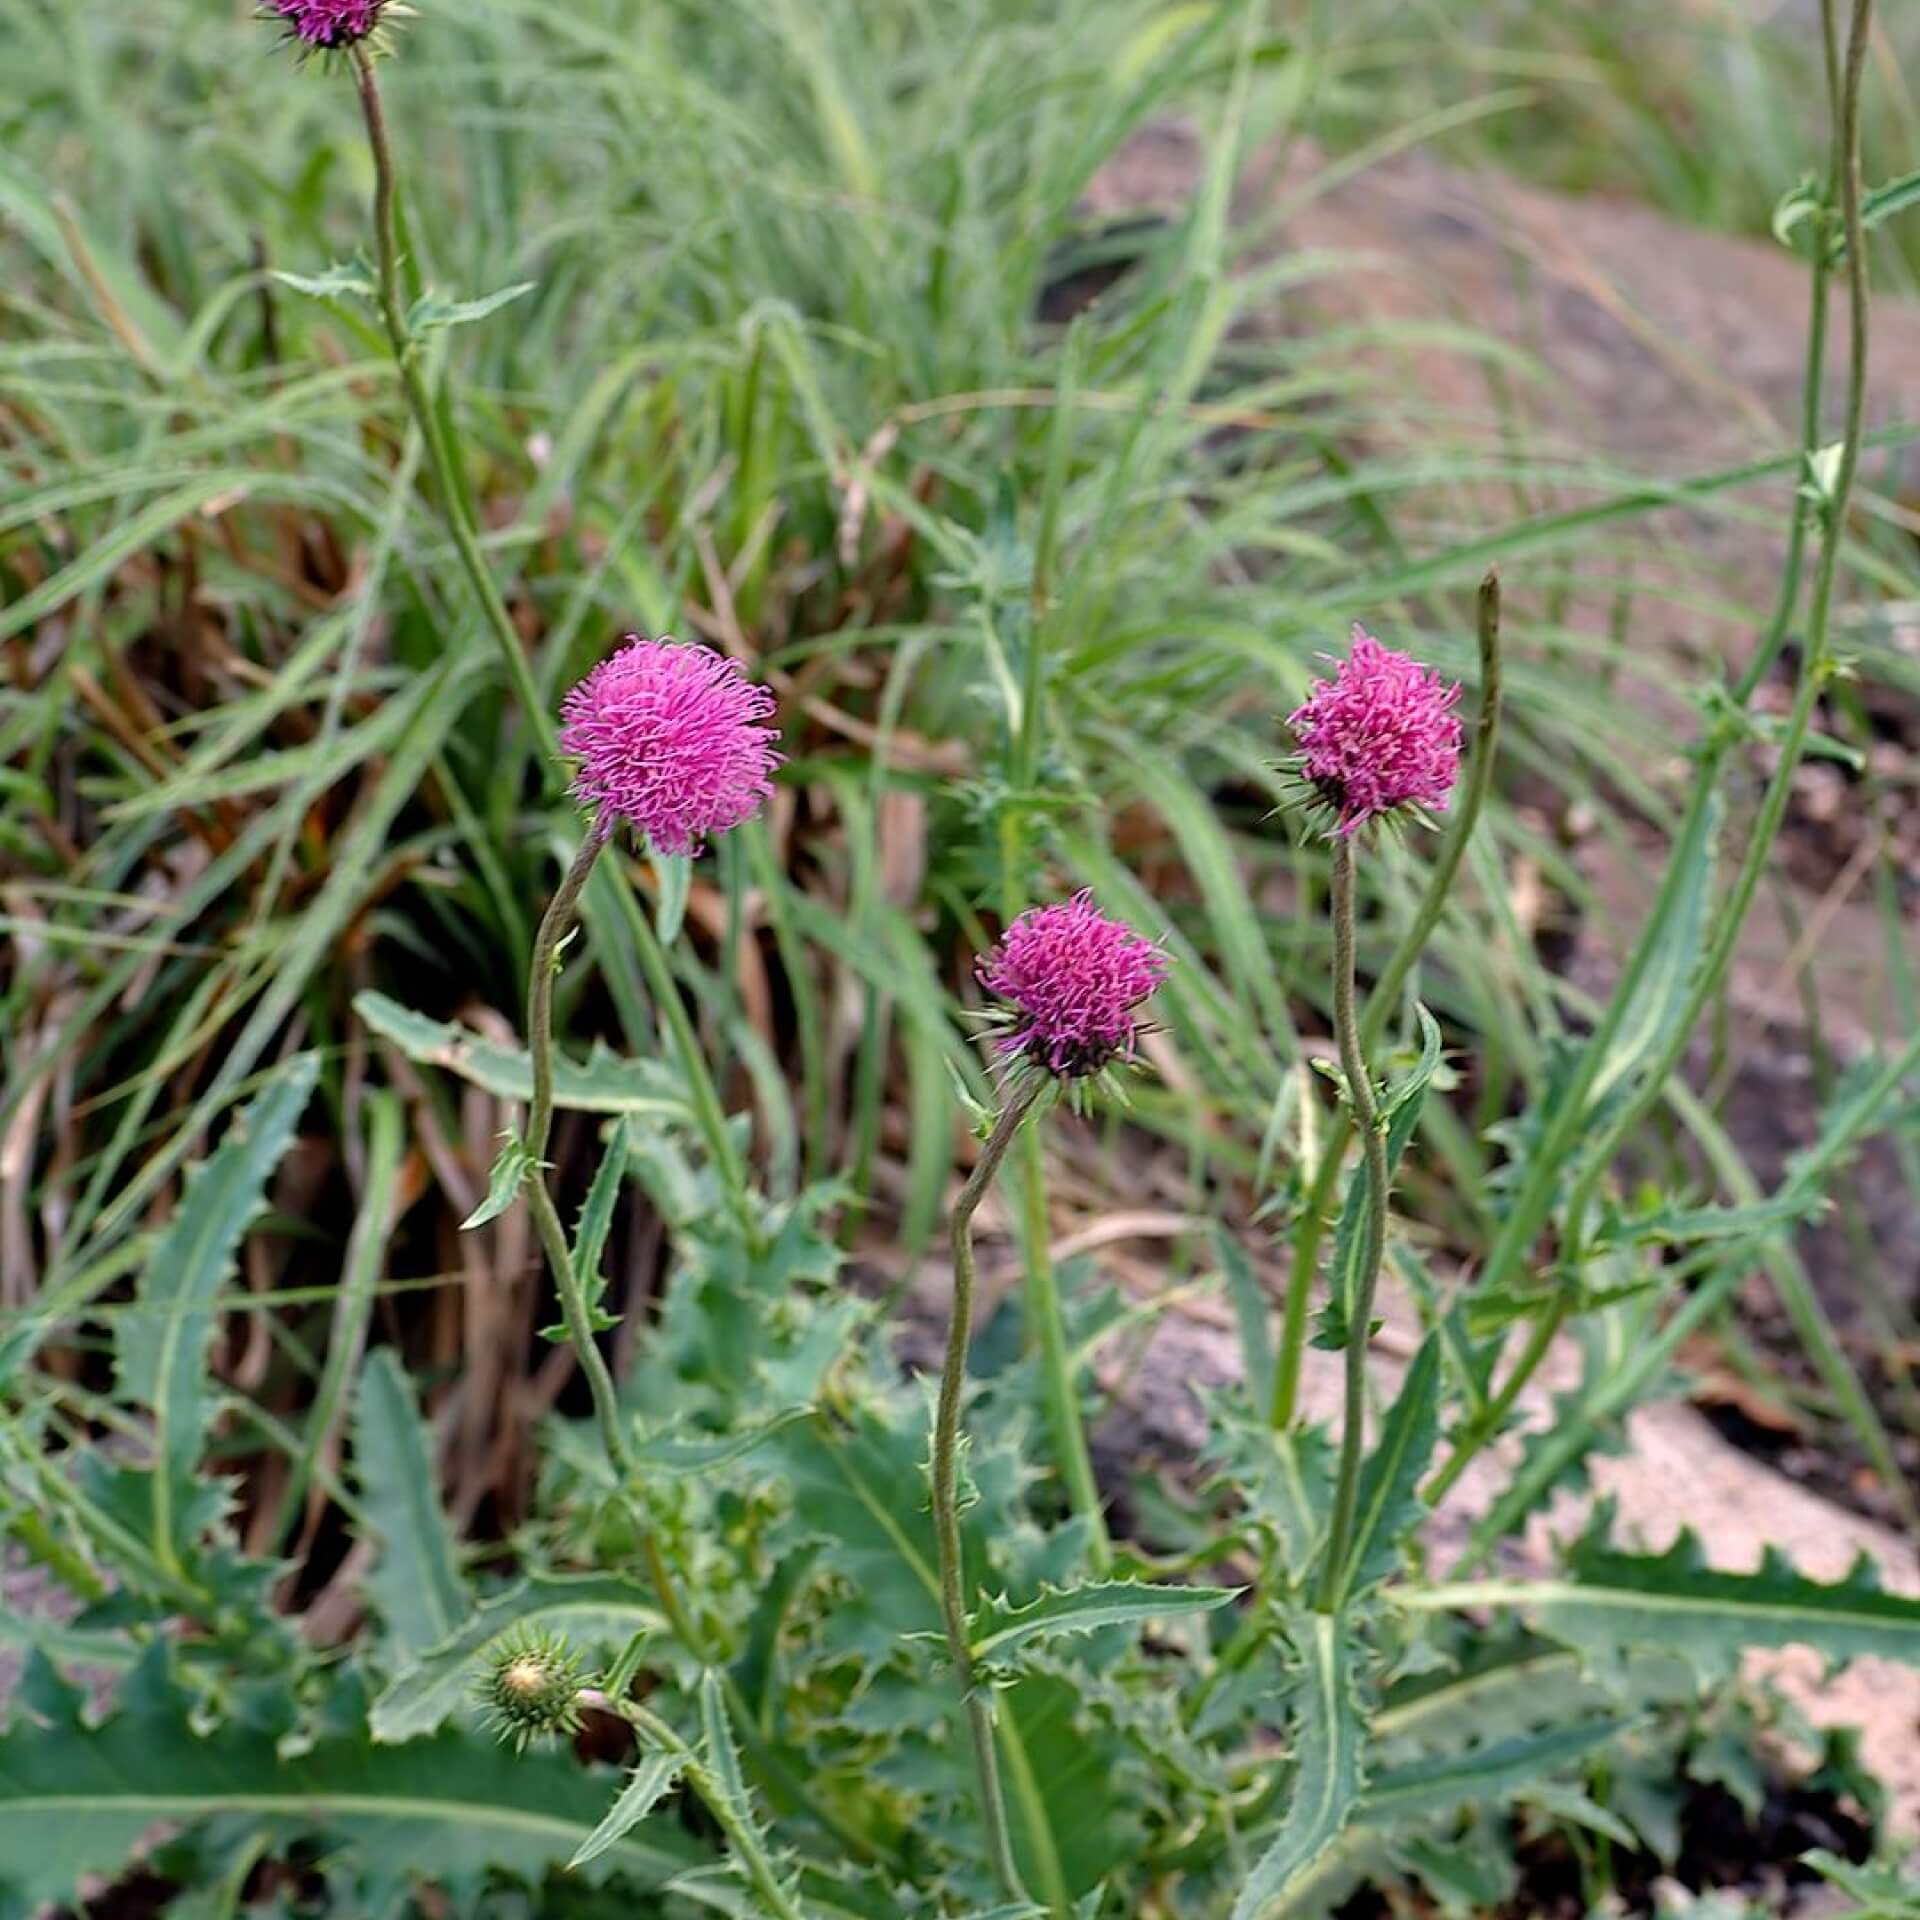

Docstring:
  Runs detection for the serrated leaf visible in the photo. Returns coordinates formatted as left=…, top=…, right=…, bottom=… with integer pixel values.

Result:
left=407, top=280, right=537, bottom=333
left=572, top=1116, right=633, bottom=1321
left=461, top=1132, right=536, bottom=1230
left=1409, top=1523, right=1920, bottom=1684
left=969, top=1578, right=1238, bottom=1661
left=1231, top=1614, right=1367, bottom=1920
left=354, top=1349, right=470, bottom=1662
left=354, top=990, right=690, bottom=1121
left=568, top=1752, right=683, bottom=1869
left=116, top=1056, right=318, bottom=1572
left=371, top=1574, right=667, bottom=1742
left=0, top=1660, right=704, bottom=1915
left=1332, top=1335, right=1441, bottom=1606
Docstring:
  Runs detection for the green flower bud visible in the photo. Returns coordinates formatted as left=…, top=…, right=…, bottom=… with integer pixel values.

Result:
left=477, top=1627, right=585, bottom=1750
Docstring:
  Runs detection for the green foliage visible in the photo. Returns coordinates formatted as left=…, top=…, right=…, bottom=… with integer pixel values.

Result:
left=0, top=1649, right=705, bottom=1919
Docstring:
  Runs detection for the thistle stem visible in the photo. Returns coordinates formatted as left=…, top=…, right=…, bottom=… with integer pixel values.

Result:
left=937, top=1077, right=1046, bottom=1903
left=350, top=48, right=550, bottom=756
left=1313, top=839, right=1389, bottom=1615
left=1271, top=570, right=1503, bottom=1430
left=525, top=833, right=629, bottom=1473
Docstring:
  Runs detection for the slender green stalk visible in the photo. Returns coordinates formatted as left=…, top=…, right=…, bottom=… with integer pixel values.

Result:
left=1271, top=569, right=1503, bottom=1428
left=349, top=48, right=550, bottom=756
left=1434, top=0, right=1877, bottom=1496
left=937, top=1077, right=1046, bottom=1903
left=1313, top=840, right=1390, bottom=1615
left=580, top=1690, right=807, bottom=1920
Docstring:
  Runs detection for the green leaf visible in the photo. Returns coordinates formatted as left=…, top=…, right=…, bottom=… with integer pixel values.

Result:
left=272, top=262, right=377, bottom=303
left=1362, top=1719, right=1630, bottom=1824
left=354, top=990, right=691, bottom=1122
left=1409, top=1522, right=1920, bottom=1684
left=630, top=1406, right=816, bottom=1475
left=115, top=1056, right=318, bottom=1572
left=354, top=1349, right=470, bottom=1663
left=462, top=1131, right=537, bottom=1231
left=1589, top=791, right=1720, bottom=1112
left=969, top=1579, right=1238, bottom=1661
left=572, top=1117, right=633, bottom=1322
left=1862, top=170, right=1920, bottom=237
left=568, top=1752, right=683, bottom=1870
left=1333, top=1335, right=1441, bottom=1606
left=0, top=1651, right=704, bottom=1916
left=407, top=281, right=538, bottom=334
left=1771, top=174, right=1825, bottom=250
left=1231, top=1614, right=1367, bottom=1920
left=654, top=854, right=694, bottom=945
left=371, top=1574, right=668, bottom=1742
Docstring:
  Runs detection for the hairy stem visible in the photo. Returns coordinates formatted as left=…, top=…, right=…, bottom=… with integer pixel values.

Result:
left=937, top=1078, right=1046, bottom=1902
left=1272, top=569, right=1503, bottom=1429
left=1313, top=840, right=1390, bottom=1614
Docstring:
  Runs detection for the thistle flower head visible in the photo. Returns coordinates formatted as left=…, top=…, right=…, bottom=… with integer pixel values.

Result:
left=1287, top=626, right=1464, bottom=835
left=560, top=637, right=781, bottom=855
left=977, top=892, right=1169, bottom=1081
left=264, top=0, right=386, bottom=49
left=478, top=1628, right=585, bottom=1751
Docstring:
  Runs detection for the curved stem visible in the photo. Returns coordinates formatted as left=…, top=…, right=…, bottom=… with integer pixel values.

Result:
left=1272, top=570, right=1503, bottom=1428
left=1313, top=840, right=1389, bottom=1615
left=350, top=47, right=552, bottom=759
left=937, top=1078, right=1045, bottom=1903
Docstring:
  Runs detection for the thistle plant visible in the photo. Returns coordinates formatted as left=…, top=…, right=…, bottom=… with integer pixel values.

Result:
left=1281, top=628, right=1465, bottom=1612
left=939, top=895, right=1168, bottom=1898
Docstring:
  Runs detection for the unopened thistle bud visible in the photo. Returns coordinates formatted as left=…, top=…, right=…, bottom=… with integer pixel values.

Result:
left=478, top=1628, right=586, bottom=1750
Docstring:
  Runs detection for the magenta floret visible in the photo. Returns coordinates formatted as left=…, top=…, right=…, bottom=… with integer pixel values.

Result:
left=559, top=637, right=781, bottom=856
left=977, top=892, right=1169, bottom=1080
left=1288, top=626, right=1464, bottom=833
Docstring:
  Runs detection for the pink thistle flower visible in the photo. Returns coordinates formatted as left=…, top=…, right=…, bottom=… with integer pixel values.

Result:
left=265, top=0, right=385, bottom=48
left=559, top=637, right=781, bottom=856
left=1288, top=626, right=1464, bottom=834
left=977, top=892, right=1170, bottom=1080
